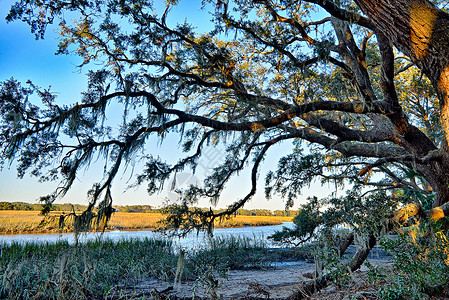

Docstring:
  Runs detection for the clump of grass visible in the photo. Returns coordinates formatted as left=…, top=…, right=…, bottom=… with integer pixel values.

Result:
left=191, top=235, right=275, bottom=270
left=0, top=238, right=179, bottom=299
left=0, top=234, right=308, bottom=299
left=1, top=236, right=272, bottom=299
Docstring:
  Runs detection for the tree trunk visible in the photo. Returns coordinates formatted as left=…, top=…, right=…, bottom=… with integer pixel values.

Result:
left=416, top=163, right=449, bottom=207
left=355, top=0, right=449, bottom=206
left=355, top=0, right=449, bottom=142
left=289, top=3, right=449, bottom=298
left=287, top=234, right=376, bottom=299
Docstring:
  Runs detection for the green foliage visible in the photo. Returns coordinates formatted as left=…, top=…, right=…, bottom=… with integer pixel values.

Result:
left=325, top=191, right=398, bottom=234
left=0, top=201, right=89, bottom=212
left=313, top=241, right=353, bottom=288
left=160, top=204, right=217, bottom=235
left=0, top=201, right=38, bottom=211
left=270, top=191, right=396, bottom=249
left=269, top=196, right=322, bottom=246
left=265, top=153, right=325, bottom=207
left=374, top=232, right=449, bottom=299
left=114, top=204, right=154, bottom=213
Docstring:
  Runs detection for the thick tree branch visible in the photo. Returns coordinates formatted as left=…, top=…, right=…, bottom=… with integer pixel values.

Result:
left=302, top=114, right=395, bottom=143
left=332, top=18, right=377, bottom=106
left=305, top=0, right=375, bottom=30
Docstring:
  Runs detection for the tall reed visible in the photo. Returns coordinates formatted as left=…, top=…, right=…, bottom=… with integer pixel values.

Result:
left=0, top=235, right=304, bottom=299
left=0, top=238, right=178, bottom=299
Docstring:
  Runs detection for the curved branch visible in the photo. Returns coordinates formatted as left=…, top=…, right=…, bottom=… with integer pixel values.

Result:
left=102, top=90, right=389, bottom=133
left=332, top=18, right=377, bottom=106
left=279, top=124, right=408, bottom=158
left=304, top=0, right=375, bottom=30
left=160, top=138, right=276, bottom=235
left=302, top=114, right=395, bottom=143
left=212, top=142, right=273, bottom=220
left=358, top=154, right=442, bottom=176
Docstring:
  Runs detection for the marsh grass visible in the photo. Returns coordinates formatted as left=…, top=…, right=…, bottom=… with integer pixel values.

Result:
left=199, top=235, right=274, bottom=269
left=0, top=211, right=60, bottom=234
left=0, top=238, right=178, bottom=299
left=0, top=211, right=292, bottom=234
left=0, top=235, right=303, bottom=299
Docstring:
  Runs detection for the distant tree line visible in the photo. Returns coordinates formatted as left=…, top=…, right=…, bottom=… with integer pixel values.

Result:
left=0, top=202, right=89, bottom=212
left=114, top=205, right=154, bottom=213
left=227, top=208, right=298, bottom=217
left=0, top=202, right=297, bottom=216
left=108, top=206, right=298, bottom=216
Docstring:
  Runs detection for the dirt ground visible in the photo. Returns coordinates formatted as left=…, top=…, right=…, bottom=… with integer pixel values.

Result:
left=106, top=246, right=392, bottom=299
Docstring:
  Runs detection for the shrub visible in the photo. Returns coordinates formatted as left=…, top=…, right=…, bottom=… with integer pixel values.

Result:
left=374, top=231, right=449, bottom=299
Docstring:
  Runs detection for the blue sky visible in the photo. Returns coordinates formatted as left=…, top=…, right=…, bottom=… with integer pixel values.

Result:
left=0, top=0, right=330, bottom=210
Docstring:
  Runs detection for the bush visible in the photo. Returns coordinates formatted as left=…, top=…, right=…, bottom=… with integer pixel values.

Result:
left=374, top=231, right=449, bottom=299
left=269, top=197, right=322, bottom=247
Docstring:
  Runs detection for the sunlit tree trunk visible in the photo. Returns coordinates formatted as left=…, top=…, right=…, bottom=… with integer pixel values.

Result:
left=355, top=0, right=449, bottom=206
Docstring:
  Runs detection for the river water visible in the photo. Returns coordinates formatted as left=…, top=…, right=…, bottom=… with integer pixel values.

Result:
left=0, top=222, right=294, bottom=250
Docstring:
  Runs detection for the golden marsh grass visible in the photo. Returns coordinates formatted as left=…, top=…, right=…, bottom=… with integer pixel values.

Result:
left=0, top=210, right=63, bottom=234
left=107, top=212, right=165, bottom=229
left=0, top=210, right=293, bottom=234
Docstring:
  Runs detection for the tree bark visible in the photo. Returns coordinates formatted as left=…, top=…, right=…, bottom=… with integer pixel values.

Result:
left=354, top=0, right=449, bottom=142
left=355, top=0, right=449, bottom=206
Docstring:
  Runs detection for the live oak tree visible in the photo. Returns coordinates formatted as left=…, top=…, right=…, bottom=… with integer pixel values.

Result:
left=2, top=0, right=449, bottom=296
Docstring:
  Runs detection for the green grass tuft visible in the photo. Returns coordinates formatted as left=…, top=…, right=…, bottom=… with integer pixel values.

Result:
left=0, top=238, right=178, bottom=299
left=0, top=235, right=308, bottom=299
